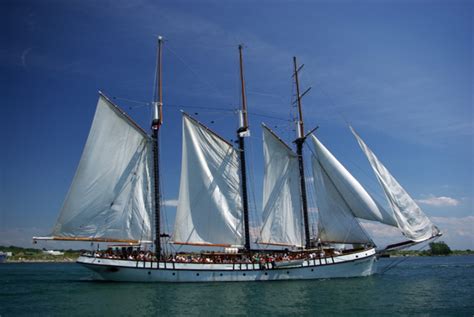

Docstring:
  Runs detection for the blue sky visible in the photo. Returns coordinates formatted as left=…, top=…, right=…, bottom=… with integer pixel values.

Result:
left=1, top=0, right=472, bottom=249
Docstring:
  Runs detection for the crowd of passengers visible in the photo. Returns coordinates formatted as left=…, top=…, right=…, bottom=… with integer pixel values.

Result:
left=88, top=248, right=341, bottom=265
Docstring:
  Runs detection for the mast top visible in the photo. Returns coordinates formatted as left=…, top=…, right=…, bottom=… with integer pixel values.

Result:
left=293, top=56, right=304, bottom=140
left=152, top=36, right=164, bottom=130
left=238, top=44, right=249, bottom=135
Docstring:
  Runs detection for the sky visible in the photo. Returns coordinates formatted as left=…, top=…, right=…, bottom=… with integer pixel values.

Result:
left=1, top=0, right=472, bottom=250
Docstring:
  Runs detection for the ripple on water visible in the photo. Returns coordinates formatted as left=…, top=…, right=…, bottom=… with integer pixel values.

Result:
left=0, top=257, right=473, bottom=316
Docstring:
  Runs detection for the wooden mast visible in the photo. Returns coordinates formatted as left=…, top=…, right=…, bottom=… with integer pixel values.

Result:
left=152, top=36, right=164, bottom=258
left=293, top=56, right=311, bottom=249
left=238, top=44, right=251, bottom=252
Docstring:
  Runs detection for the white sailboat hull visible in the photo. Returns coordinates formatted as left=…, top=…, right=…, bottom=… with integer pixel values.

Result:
left=76, top=248, right=377, bottom=282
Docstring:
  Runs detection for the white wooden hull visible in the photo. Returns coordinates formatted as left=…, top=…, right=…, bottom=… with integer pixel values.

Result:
left=77, top=248, right=377, bottom=282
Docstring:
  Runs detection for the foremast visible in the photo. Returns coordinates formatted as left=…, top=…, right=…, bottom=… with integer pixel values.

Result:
left=152, top=36, right=164, bottom=258
left=237, top=44, right=251, bottom=252
left=293, top=56, right=312, bottom=249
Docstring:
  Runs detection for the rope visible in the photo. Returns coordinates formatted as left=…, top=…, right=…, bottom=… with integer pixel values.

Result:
left=165, top=45, right=232, bottom=101
left=248, top=111, right=291, bottom=122
left=309, top=83, right=390, bottom=203
left=246, top=134, right=261, bottom=247
left=379, top=235, right=440, bottom=275
left=157, top=133, right=170, bottom=240
left=112, top=96, right=150, bottom=107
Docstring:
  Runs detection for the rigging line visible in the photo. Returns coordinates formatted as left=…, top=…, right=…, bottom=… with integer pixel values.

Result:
left=165, top=103, right=293, bottom=121
left=319, top=86, right=352, bottom=126
left=152, top=45, right=158, bottom=103
left=156, top=133, right=168, bottom=252
left=248, top=111, right=292, bottom=122
left=166, top=42, right=238, bottom=50
left=310, top=86, right=385, bottom=200
left=244, top=129, right=260, bottom=241
left=345, top=159, right=389, bottom=204
left=202, top=112, right=235, bottom=126
left=380, top=235, right=440, bottom=275
left=158, top=139, right=171, bottom=238
left=308, top=82, right=376, bottom=194
left=288, top=77, right=297, bottom=142
left=304, top=159, right=319, bottom=236
left=304, top=133, right=388, bottom=204
left=165, top=45, right=230, bottom=99
left=113, top=97, right=150, bottom=106
left=306, top=143, right=373, bottom=244
left=171, top=103, right=236, bottom=112
left=380, top=244, right=424, bottom=273
left=246, top=90, right=286, bottom=99
left=356, top=217, right=375, bottom=245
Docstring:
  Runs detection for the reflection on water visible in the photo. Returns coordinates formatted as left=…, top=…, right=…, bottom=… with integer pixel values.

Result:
left=1, top=256, right=473, bottom=316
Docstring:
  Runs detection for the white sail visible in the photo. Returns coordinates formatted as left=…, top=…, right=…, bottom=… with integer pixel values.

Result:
left=52, top=94, right=153, bottom=242
left=311, top=135, right=398, bottom=227
left=260, top=126, right=303, bottom=247
left=173, top=114, right=243, bottom=246
left=350, top=127, right=438, bottom=242
left=311, top=146, right=373, bottom=244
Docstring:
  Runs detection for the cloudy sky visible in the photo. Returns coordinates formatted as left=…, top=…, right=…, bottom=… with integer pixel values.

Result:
left=1, top=0, right=472, bottom=250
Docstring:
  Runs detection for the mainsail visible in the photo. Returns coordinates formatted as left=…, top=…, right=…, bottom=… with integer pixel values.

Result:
left=173, top=114, right=244, bottom=246
left=51, top=94, right=153, bottom=242
left=260, top=125, right=303, bottom=247
left=350, top=127, right=439, bottom=242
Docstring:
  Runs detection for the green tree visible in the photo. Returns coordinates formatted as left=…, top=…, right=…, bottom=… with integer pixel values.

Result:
left=429, top=241, right=452, bottom=256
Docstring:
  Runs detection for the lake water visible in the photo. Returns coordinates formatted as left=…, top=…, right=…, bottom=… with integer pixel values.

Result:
left=1, top=256, right=473, bottom=316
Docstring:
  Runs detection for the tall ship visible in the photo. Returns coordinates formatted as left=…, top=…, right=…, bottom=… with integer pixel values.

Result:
left=34, top=38, right=440, bottom=282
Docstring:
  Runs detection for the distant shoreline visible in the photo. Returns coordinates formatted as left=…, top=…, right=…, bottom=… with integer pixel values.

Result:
left=382, top=253, right=474, bottom=258
left=5, top=259, right=77, bottom=263
left=385, top=249, right=474, bottom=257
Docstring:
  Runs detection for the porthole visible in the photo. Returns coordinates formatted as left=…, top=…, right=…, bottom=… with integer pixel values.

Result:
left=220, top=273, right=223, bottom=276
left=264, top=272, right=268, bottom=275
left=243, top=273, right=246, bottom=276
left=172, top=272, right=176, bottom=276
left=287, top=271, right=289, bottom=274
left=148, top=271, right=151, bottom=275
left=356, top=255, right=359, bottom=258
left=311, top=269, right=314, bottom=272
left=196, top=273, right=200, bottom=276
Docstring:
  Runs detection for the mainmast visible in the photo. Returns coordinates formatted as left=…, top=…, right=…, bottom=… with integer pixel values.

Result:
left=293, top=56, right=311, bottom=249
left=152, top=36, right=164, bottom=257
left=237, top=44, right=251, bottom=252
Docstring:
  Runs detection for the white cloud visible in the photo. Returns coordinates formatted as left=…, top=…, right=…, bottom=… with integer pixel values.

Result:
left=361, top=216, right=474, bottom=250
left=431, top=216, right=474, bottom=248
left=163, top=199, right=178, bottom=207
left=416, top=195, right=460, bottom=207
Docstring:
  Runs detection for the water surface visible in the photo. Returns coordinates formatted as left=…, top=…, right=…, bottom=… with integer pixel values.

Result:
left=1, top=256, right=472, bottom=316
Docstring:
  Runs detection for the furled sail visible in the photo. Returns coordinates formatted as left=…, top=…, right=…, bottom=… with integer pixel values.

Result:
left=173, top=114, right=243, bottom=246
left=311, top=156, right=373, bottom=244
left=311, top=135, right=398, bottom=227
left=51, top=94, right=153, bottom=242
left=259, top=125, right=303, bottom=247
left=350, top=127, right=439, bottom=242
